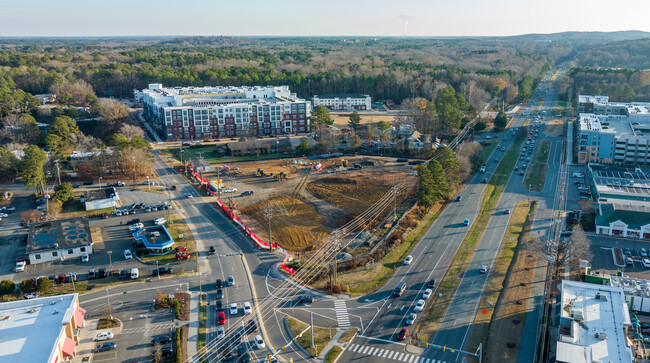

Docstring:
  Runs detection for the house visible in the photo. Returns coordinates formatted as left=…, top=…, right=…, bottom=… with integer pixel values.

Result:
left=407, top=131, right=426, bottom=149
left=225, top=137, right=293, bottom=156
left=191, top=159, right=211, bottom=173
left=82, top=187, right=119, bottom=211
left=27, top=217, right=93, bottom=265
left=0, top=293, right=86, bottom=362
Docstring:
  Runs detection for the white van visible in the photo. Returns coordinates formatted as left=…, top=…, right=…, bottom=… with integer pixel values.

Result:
left=573, top=173, right=584, bottom=178
left=130, top=268, right=139, bottom=279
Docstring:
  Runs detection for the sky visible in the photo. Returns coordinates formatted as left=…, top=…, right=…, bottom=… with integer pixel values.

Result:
left=0, top=0, right=648, bottom=37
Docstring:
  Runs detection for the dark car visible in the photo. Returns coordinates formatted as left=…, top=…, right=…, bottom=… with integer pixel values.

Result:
left=72, top=184, right=80, bottom=188
left=95, top=342, right=117, bottom=352
left=153, top=267, right=173, bottom=276
left=427, top=279, right=436, bottom=289
left=83, top=180, right=94, bottom=185
left=296, top=295, right=313, bottom=304
left=240, top=191, right=254, bottom=197
left=396, top=158, right=409, bottom=163
left=127, top=218, right=140, bottom=225
left=245, top=319, right=258, bottom=334
left=455, top=195, right=462, bottom=202
left=170, top=185, right=177, bottom=190
left=119, top=270, right=129, bottom=279
left=482, top=178, right=488, bottom=183
left=216, top=288, right=224, bottom=299
left=151, top=335, right=172, bottom=345
left=240, top=353, right=251, bottom=362
left=88, top=269, right=98, bottom=279
left=98, top=268, right=106, bottom=278
left=216, top=299, right=223, bottom=311
left=209, top=246, right=216, bottom=255
left=161, top=345, right=173, bottom=356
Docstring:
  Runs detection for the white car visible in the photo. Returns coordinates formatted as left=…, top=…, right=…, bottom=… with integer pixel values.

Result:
left=404, top=255, right=413, bottom=265
left=229, top=303, right=238, bottom=315
left=116, top=210, right=123, bottom=216
left=243, top=302, right=252, bottom=315
left=124, top=249, right=133, bottom=260
left=414, top=299, right=426, bottom=312
left=423, top=288, right=432, bottom=299
left=154, top=217, right=166, bottom=225
left=0, top=213, right=8, bottom=218
left=254, top=335, right=265, bottom=349
left=81, top=254, right=89, bottom=263
left=217, top=326, right=225, bottom=339
left=129, top=223, right=144, bottom=232
left=93, top=331, right=114, bottom=341
left=14, top=260, right=26, bottom=273
left=224, top=187, right=238, bottom=193
left=642, top=259, right=650, bottom=268
left=641, top=248, right=648, bottom=257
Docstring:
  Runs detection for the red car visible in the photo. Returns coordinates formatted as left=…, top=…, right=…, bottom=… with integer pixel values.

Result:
left=175, top=246, right=187, bottom=252
left=218, top=311, right=226, bottom=325
left=398, top=328, right=409, bottom=340
left=176, top=253, right=190, bottom=260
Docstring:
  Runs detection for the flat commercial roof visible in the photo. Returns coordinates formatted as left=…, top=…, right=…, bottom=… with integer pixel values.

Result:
left=590, top=165, right=650, bottom=201
left=27, top=217, right=92, bottom=254
left=556, top=280, right=633, bottom=363
left=83, top=187, right=117, bottom=202
left=0, top=293, right=79, bottom=363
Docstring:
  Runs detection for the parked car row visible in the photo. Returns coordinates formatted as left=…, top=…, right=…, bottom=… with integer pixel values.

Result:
left=116, top=201, right=172, bottom=216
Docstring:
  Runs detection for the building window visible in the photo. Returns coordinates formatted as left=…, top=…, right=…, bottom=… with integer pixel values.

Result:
left=68, top=249, right=74, bottom=254
left=52, top=251, right=58, bottom=257
left=35, top=254, right=41, bottom=260
left=80, top=247, right=86, bottom=252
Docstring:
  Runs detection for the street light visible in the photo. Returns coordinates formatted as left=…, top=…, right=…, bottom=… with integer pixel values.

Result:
left=107, top=251, right=113, bottom=267
left=146, top=176, right=150, bottom=191
left=98, top=177, right=102, bottom=189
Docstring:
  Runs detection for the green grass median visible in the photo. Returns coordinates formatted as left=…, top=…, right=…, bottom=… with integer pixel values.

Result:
left=524, top=140, right=550, bottom=192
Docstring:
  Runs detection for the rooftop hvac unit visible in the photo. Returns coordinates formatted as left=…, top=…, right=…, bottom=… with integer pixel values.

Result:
left=595, top=292, right=608, bottom=301
left=594, top=332, right=607, bottom=340
left=570, top=309, right=584, bottom=322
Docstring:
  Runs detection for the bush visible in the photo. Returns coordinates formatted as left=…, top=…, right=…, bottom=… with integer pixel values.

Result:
left=474, top=121, right=487, bottom=131
left=0, top=280, right=15, bottom=295
left=20, top=279, right=34, bottom=293
left=175, top=327, right=182, bottom=363
left=36, top=277, right=50, bottom=292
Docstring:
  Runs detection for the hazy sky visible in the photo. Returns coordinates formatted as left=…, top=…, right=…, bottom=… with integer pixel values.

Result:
left=1, top=0, right=648, bottom=37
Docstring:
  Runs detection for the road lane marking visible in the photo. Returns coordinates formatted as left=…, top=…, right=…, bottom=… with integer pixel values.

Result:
left=376, top=348, right=384, bottom=356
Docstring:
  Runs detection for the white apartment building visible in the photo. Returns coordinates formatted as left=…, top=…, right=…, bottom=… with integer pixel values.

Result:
left=135, top=84, right=310, bottom=140
left=312, top=93, right=371, bottom=111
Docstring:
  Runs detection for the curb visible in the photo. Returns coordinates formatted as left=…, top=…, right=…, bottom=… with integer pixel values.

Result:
left=283, top=317, right=313, bottom=358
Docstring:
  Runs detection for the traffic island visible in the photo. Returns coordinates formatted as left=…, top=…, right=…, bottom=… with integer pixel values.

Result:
left=324, top=346, right=343, bottom=363
left=285, top=317, right=338, bottom=358
left=524, top=139, right=550, bottom=192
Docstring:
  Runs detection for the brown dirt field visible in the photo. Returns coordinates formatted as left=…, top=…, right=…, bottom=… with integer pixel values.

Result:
left=544, top=118, right=565, bottom=137
left=330, top=113, right=399, bottom=127
left=240, top=194, right=332, bottom=251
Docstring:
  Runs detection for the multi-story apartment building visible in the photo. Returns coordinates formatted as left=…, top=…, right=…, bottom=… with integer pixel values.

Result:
left=577, top=95, right=650, bottom=166
left=312, top=93, right=371, bottom=111
left=135, top=84, right=310, bottom=140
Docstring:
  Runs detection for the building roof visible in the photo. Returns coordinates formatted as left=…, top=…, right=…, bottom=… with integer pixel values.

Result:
left=226, top=138, right=292, bottom=152
left=0, top=293, right=79, bottom=363
left=27, top=217, right=93, bottom=254
left=84, top=187, right=118, bottom=202
left=596, top=202, right=650, bottom=229
left=590, top=165, right=650, bottom=202
left=133, top=225, right=174, bottom=249
left=579, top=113, right=650, bottom=140
left=556, top=280, right=633, bottom=363
left=313, top=93, right=369, bottom=99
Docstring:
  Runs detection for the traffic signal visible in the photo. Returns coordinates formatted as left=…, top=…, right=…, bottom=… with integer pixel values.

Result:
left=267, top=354, right=271, bottom=362
left=283, top=346, right=287, bottom=352
left=443, top=346, right=446, bottom=351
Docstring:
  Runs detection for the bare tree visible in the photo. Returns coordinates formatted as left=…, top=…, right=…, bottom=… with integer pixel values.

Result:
left=20, top=210, right=43, bottom=225
left=557, top=224, right=592, bottom=271
left=119, top=124, right=144, bottom=140
left=92, top=98, right=129, bottom=121
left=72, top=133, right=101, bottom=151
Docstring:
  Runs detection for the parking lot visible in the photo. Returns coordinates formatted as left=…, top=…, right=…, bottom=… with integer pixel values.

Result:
left=587, top=233, right=650, bottom=279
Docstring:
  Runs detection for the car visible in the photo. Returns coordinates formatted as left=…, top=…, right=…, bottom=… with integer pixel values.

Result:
left=641, top=248, right=648, bottom=257
left=124, top=249, right=133, bottom=260
left=297, top=295, right=313, bottom=304
left=414, top=299, right=426, bottom=312
left=151, top=206, right=158, bottom=211
left=519, top=171, right=525, bottom=176
left=455, top=195, right=462, bottom=202
left=427, top=279, right=436, bottom=289
left=95, top=342, right=117, bottom=352
left=240, top=353, right=251, bottom=362
left=403, top=255, right=413, bottom=265
left=505, top=209, right=511, bottom=214
left=522, top=165, right=527, bottom=169
left=14, top=260, right=26, bottom=273
left=154, top=217, right=166, bottom=225
left=463, top=219, right=470, bottom=226
left=514, top=166, right=519, bottom=171
left=185, top=193, right=193, bottom=198
left=218, top=311, right=226, bottom=325
left=216, top=299, right=223, bottom=311
left=127, top=218, right=140, bottom=225
left=423, top=288, right=432, bottom=299
left=119, top=269, right=129, bottom=279
left=243, top=302, right=252, bottom=314
left=83, top=180, right=93, bottom=185
left=81, top=254, right=89, bottom=263
left=153, top=267, right=173, bottom=276
left=160, top=345, right=173, bottom=357
left=240, top=190, right=254, bottom=196
left=397, top=328, right=409, bottom=340
left=624, top=248, right=632, bottom=256
left=93, top=332, right=114, bottom=341
left=254, top=335, right=265, bottom=349
left=88, top=269, right=98, bottom=279
left=482, top=178, right=488, bottom=183
left=479, top=265, right=489, bottom=274
left=230, top=303, right=238, bottom=315
left=224, top=187, right=238, bottom=193
left=176, top=253, right=190, bottom=260
left=246, top=319, right=258, bottom=334
left=642, top=259, right=650, bottom=268
left=129, top=223, right=144, bottom=232
left=150, top=335, right=172, bottom=345
left=98, top=268, right=106, bottom=278
left=116, top=210, right=123, bottom=216
left=72, top=184, right=80, bottom=188
left=406, top=313, right=417, bottom=325
left=209, top=246, right=216, bottom=255
left=175, top=245, right=187, bottom=252
left=217, top=326, right=225, bottom=339
left=170, top=185, right=177, bottom=190
left=216, top=288, right=224, bottom=299
left=216, top=279, right=223, bottom=288
left=227, top=275, right=235, bottom=286
left=626, top=257, right=634, bottom=266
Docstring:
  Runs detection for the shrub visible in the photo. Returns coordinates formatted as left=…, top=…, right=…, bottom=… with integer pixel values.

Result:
left=175, top=327, right=182, bottom=363
left=36, top=277, right=50, bottom=292
left=0, top=280, right=15, bottom=295
left=20, top=279, right=34, bottom=293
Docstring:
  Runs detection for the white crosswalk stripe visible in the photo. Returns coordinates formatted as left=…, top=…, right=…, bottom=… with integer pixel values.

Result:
left=369, top=347, right=376, bottom=355
left=383, top=349, right=390, bottom=357
left=333, top=300, right=351, bottom=327
left=397, top=352, right=405, bottom=361
left=345, top=343, right=442, bottom=363
left=362, top=346, right=370, bottom=354
left=409, top=355, right=416, bottom=362
left=121, top=322, right=175, bottom=334
left=350, top=344, right=358, bottom=352
left=376, top=348, right=385, bottom=356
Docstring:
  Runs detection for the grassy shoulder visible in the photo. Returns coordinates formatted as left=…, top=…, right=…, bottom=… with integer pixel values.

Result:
left=414, top=137, right=523, bottom=342
left=198, top=296, right=207, bottom=357
left=333, top=203, right=445, bottom=297
left=286, top=317, right=337, bottom=357
left=139, top=215, right=197, bottom=265
left=465, top=201, right=537, bottom=359
left=325, top=346, right=343, bottom=363
left=338, top=327, right=358, bottom=343
left=472, top=138, right=499, bottom=171
left=524, top=140, right=550, bottom=192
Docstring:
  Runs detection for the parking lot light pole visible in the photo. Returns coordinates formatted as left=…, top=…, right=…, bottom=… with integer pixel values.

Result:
left=156, top=261, right=160, bottom=279
left=107, top=251, right=112, bottom=267
left=98, top=177, right=102, bottom=189
left=146, top=176, right=150, bottom=191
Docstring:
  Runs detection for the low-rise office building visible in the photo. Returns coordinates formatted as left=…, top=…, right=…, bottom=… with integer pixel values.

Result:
left=555, top=280, right=633, bottom=363
left=0, top=293, right=86, bottom=362
left=82, top=187, right=119, bottom=211
left=27, top=217, right=93, bottom=265
left=312, top=93, right=371, bottom=111
left=133, top=225, right=174, bottom=254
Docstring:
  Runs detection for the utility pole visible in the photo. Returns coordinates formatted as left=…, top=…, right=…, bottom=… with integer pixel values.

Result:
left=310, top=312, right=314, bottom=349
left=55, top=159, right=61, bottom=186
left=107, top=251, right=113, bottom=267
left=264, top=207, right=273, bottom=246
left=217, top=167, right=221, bottom=199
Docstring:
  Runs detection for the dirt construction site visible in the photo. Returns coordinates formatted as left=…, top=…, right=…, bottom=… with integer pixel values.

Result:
left=209, top=156, right=417, bottom=252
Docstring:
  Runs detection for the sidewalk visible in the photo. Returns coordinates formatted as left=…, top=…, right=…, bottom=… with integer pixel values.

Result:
left=317, top=327, right=348, bottom=360
left=187, top=291, right=199, bottom=360
left=137, top=112, right=163, bottom=143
